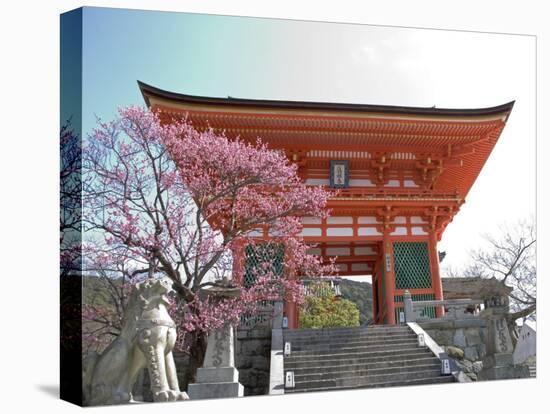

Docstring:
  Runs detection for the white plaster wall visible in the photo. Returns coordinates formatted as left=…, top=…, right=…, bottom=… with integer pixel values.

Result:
left=358, top=227, right=382, bottom=236
left=351, top=263, right=370, bottom=271
left=305, top=178, right=330, bottom=186
left=354, top=246, right=376, bottom=255
left=385, top=179, right=400, bottom=187
left=327, top=228, right=353, bottom=236
left=300, top=228, right=322, bottom=236
left=306, top=248, right=322, bottom=255
left=391, top=226, right=408, bottom=235
left=247, top=229, right=264, bottom=237
left=302, top=216, right=322, bottom=224
left=404, top=179, right=419, bottom=188
left=358, top=216, right=380, bottom=224
left=327, top=216, right=353, bottom=224
left=349, top=179, right=375, bottom=187
left=326, top=247, right=351, bottom=256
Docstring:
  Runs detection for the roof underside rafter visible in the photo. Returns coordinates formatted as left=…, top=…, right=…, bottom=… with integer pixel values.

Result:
left=139, top=81, right=513, bottom=240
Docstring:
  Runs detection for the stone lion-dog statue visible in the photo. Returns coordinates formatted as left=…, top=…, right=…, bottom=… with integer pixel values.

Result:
left=83, top=277, right=189, bottom=405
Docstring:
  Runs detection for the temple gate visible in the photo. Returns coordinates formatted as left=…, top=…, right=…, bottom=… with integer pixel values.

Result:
left=139, top=81, right=513, bottom=328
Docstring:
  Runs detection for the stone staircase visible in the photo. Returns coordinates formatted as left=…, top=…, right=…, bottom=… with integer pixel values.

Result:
left=283, top=325, right=454, bottom=393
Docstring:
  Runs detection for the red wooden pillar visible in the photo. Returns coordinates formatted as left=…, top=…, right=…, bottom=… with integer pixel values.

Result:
left=383, top=233, right=396, bottom=325
left=231, top=240, right=246, bottom=284
left=377, top=256, right=383, bottom=324
left=428, top=232, right=445, bottom=318
left=371, top=267, right=378, bottom=323
left=284, top=302, right=298, bottom=329
left=283, top=247, right=299, bottom=329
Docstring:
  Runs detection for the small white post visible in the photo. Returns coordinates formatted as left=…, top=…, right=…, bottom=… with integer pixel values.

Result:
left=284, top=342, right=291, bottom=357
left=285, top=371, right=295, bottom=388
left=441, top=358, right=451, bottom=375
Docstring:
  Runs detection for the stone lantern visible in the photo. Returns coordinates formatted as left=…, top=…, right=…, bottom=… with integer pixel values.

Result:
left=187, top=283, right=244, bottom=399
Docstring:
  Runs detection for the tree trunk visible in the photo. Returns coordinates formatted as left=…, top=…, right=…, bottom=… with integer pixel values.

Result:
left=181, top=330, right=208, bottom=391
left=505, top=303, right=536, bottom=347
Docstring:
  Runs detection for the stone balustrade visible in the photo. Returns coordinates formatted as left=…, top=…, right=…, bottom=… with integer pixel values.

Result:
left=239, top=303, right=275, bottom=330
left=403, top=290, right=484, bottom=323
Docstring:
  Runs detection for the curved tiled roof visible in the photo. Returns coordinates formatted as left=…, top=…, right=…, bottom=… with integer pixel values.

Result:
left=138, top=81, right=514, bottom=119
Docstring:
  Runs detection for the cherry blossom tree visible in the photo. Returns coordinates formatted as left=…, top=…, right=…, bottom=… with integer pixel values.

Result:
left=83, top=106, right=336, bottom=387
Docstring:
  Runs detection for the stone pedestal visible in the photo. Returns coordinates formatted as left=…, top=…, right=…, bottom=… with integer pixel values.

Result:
left=188, top=324, right=244, bottom=399
left=478, top=353, right=530, bottom=380
left=478, top=297, right=530, bottom=381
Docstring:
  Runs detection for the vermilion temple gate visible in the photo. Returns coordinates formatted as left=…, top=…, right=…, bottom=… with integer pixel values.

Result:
left=140, top=81, right=513, bottom=328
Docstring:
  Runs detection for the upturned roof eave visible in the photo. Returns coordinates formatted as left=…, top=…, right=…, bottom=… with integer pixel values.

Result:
left=138, top=80, right=515, bottom=119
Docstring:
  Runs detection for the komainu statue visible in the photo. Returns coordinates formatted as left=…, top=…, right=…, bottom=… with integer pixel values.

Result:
left=83, top=277, right=189, bottom=405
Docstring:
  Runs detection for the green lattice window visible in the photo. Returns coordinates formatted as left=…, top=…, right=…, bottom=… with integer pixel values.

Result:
left=394, top=293, right=436, bottom=322
left=244, top=244, right=284, bottom=287
left=393, top=242, right=432, bottom=290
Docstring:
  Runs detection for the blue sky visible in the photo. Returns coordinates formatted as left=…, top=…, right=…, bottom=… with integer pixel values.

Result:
left=72, top=6, right=535, bottom=272
left=80, top=7, right=313, bottom=131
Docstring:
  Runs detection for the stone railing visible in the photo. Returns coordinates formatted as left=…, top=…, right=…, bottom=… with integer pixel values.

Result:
left=239, top=302, right=275, bottom=330
left=403, top=290, right=484, bottom=323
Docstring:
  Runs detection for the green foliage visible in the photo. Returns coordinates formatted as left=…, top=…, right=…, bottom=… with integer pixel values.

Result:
left=299, top=282, right=360, bottom=328
left=338, top=279, right=373, bottom=325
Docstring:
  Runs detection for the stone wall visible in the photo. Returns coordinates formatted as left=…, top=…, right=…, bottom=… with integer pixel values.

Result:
left=235, top=327, right=272, bottom=396
left=419, top=318, right=487, bottom=381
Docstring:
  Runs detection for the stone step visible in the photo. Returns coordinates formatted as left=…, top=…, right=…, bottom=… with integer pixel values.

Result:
left=292, top=362, right=442, bottom=382
left=290, top=367, right=445, bottom=390
left=284, top=325, right=412, bottom=336
left=288, top=336, right=418, bottom=351
left=284, top=334, right=418, bottom=345
left=288, top=342, right=422, bottom=357
left=284, top=325, right=410, bottom=336
left=284, top=331, right=415, bottom=344
left=286, top=332, right=417, bottom=345
left=285, top=348, right=433, bottom=367
left=283, top=326, right=410, bottom=339
left=288, top=355, right=440, bottom=375
left=281, top=324, right=449, bottom=394
left=285, top=375, right=454, bottom=393
left=285, top=353, right=435, bottom=370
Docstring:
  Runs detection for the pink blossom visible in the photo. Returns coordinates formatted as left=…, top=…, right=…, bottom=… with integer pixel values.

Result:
left=82, top=106, right=337, bottom=349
